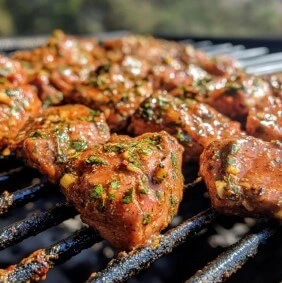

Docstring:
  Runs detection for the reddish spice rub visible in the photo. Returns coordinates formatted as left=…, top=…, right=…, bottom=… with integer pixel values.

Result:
left=199, top=136, right=282, bottom=220
left=0, top=249, right=51, bottom=282
left=173, top=74, right=271, bottom=122
left=104, top=35, right=240, bottom=77
left=0, top=55, right=28, bottom=86
left=13, top=30, right=107, bottom=107
left=12, top=104, right=110, bottom=183
left=246, top=96, right=282, bottom=141
left=128, top=93, right=242, bottom=162
left=67, top=64, right=153, bottom=131
left=0, top=85, right=41, bottom=151
left=60, top=131, right=184, bottom=250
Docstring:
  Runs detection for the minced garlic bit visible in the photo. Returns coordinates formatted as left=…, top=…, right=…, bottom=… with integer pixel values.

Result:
left=215, top=180, right=227, bottom=199
left=60, top=173, right=78, bottom=189
left=274, top=209, right=282, bottom=221
left=0, top=92, right=11, bottom=105
left=226, top=165, right=240, bottom=175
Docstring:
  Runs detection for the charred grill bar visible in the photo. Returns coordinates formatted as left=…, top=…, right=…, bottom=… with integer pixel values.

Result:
left=187, top=224, right=280, bottom=283
left=0, top=202, right=77, bottom=250
left=0, top=33, right=281, bottom=282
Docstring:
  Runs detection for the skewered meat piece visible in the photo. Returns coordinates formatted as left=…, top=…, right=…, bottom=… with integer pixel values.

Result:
left=246, top=96, right=282, bottom=141
left=67, top=64, right=153, bottom=131
left=13, top=30, right=107, bottom=107
left=262, top=74, right=282, bottom=99
left=60, top=131, right=184, bottom=250
left=12, top=104, right=110, bottom=183
left=104, top=35, right=184, bottom=64
left=0, top=85, right=41, bottom=151
left=128, top=93, right=242, bottom=162
left=104, top=35, right=240, bottom=77
left=199, top=136, right=282, bottom=220
left=0, top=55, right=27, bottom=86
left=182, top=46, right=240, bottom=77
left=173, top=74, right=271, bottom=122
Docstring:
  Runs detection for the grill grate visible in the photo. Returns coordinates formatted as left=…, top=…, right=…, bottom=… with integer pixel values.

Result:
left=0, top=33, right=281, bottom=283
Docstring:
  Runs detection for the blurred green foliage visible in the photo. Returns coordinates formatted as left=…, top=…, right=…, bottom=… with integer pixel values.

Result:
left=0, top=0, right=282, bottom=37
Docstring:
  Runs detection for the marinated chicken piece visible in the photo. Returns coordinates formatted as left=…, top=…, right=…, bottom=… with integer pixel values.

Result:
left=12, top=105, right=110, bottom=183
left=61, top=131, right=184, bottom=250
left=246, top=96, right=282, bottom=141
left=182, top=46, right=240, bottom=76
left=104, top=35, right=184, bottom=64
left=67, top=64, right=153, bottom=131
left=199, top=136, right=282, bottom=219
left=262, top=74, right=282, bottom=99
left=128, top=93, right=242, bottom=162
left=152, top=60, right=210, bottom=91
left=0, top=55, right=27, bottom=86
left=173, top=74, right=271, bottom=121
left=104, top=35, right=239, bottom=77
left=13, top=30, right=106, bottom=106
left=0, top=85, right=41, bottom=151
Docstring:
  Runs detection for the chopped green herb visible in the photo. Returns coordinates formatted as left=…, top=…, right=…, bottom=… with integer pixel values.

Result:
left=29, top=131, right=49, bottom=139
left=110, top=180, right=120, bottom=189
left=85, top=155, right=107, bottom=165
left=104, top=144, right=125, bottom=153
left=138, top=182, right=149, bottom=194
left=70, top=139, right=88, bottom=151
left=109, top=193, right=115, bottom=201
left=226, top=156, right=236, bottom=166
left=156, top=190, right=162, bottom=201
left=176, top=130, right=192, bottom=144
left=171, top=152, right=178, bottom=168
left=169, top=195, right=178, bottom=207
left=122, top=188, right=133, bottom=204
left=142, top=214, right=151, bottom=225
left=89, top=109, right=101, bottom=118
left=231, top=143, right=240, bottom=154
left=90, top=184, right=104, bottom=199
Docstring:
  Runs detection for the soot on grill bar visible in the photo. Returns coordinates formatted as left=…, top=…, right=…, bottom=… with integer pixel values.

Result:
left=0, top=32, right=281, bottom=283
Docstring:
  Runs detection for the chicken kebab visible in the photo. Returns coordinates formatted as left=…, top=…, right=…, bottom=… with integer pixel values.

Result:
left=0, top=55, right=41, bottom=153
left=0, top=31, right=281, bottom=251
left=9, top=103, right=183, bottom=250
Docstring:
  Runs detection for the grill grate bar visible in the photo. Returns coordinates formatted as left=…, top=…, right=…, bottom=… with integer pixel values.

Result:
left=246, top=62, right=282, bottom=75
left=240, top=52, right=282, bottom=67
left=230, top=47, right=269, bottom=60
left=87, top=209, right=217, bottom=283
left=207, top=45, right=245, bottom=56
left=0, top=180, right=47, bottom=215
left=199, top=43, right=233, bottom=52
left=186, top=223, right=280, bottom=283
left=0, top=166, right=23, bottom=182
left=0, top=202, right=77, bottom=250
left=0, top=227, right=101, bottom=283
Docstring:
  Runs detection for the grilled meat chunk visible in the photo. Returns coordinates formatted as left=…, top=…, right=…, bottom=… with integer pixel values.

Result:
left=199, top=136, right=282, bottom=220
left=67, top=64, right=153, bottom=131
left=128, top=93, right=242, bottom=162
left=61, top=131, right=184, bottom=250
left=12, top=105, right=110, bottom=183
left=0, top=55, right=27, bottom=86
left=0, top=85, right=41, bottom=151
left=263, top=74, right=282, bottom=99
left=174, top=75, right=271, bottom=122
left=246, top=96, right=282, bottom=141
left=104, top=35, right=239, bottom=77
left=13, top=30, right=106, bottom=107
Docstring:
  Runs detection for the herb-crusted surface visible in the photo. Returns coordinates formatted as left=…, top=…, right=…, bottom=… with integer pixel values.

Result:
left=200, top=136, right=282, bottom=220
left=12, top=104, right=110, bottom=183
left=61, top=131, right=184, bottom=250
left=129, top=92, right=242, bottom=162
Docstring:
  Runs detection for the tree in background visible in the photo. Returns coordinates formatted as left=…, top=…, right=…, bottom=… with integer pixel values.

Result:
left=1, top=0, right=282, bottom=37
